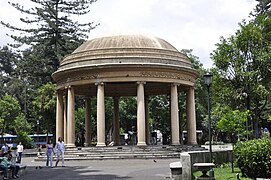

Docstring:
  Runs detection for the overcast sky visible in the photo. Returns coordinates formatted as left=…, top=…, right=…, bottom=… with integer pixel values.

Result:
left=0, top=0, right=257, bottom=68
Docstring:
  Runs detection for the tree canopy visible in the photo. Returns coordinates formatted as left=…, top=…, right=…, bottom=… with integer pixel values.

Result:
left=0, top=0, right=98, bottom=139
left=211, top=4, right=271, bottom=138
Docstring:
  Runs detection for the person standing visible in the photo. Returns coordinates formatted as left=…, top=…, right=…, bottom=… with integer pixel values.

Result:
left=55, top=137, right=65, bottom=167
left=80, top=129, right=85, bottom=147
left=46, top=140, right=55, bottom=168
left=16, top=142, right=23, bottom=163
left=1, top=143, right=9, bottom=155
left=263, top=128, right=270, bottom=138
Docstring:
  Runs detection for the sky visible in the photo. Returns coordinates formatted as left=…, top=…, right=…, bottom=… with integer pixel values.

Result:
left=0, top=0, right=257, bottom=69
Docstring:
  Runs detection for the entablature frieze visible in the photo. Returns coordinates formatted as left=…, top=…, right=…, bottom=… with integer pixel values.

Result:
left=55, top=70, right=196, bottom=89
left=141, top=71, right=195, bottom=83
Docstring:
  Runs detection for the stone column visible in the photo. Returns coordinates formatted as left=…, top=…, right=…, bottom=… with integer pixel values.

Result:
left=85, top=97, right=91, bottom=146
left=186, top=87, right=197, bottom=145
left=171, top=83, right=180, bottom=145
left=63, top=95, right=67, bottom=143
left=113, top=97, right=120, bottom=146
left=145, top=96, right=150, bottom=145
left=137, top=82, right=147, bottom=146
left=56, top=91, right=64, bottom=142
left=66, top=86, right=75, bottom=147
left=96, top=82, right=106, bottom=147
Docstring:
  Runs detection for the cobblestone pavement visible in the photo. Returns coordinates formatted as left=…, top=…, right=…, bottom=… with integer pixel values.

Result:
left=18, top=157, right=175, bottom=180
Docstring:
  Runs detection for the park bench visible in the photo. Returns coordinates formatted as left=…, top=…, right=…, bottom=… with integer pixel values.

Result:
left=0, top=165, right=26, bottom=179
left=169, top=150, right=233, bottom=179
left=169, top=161, right=182, bottom=179
left=193, top=163, right=215, bottom=180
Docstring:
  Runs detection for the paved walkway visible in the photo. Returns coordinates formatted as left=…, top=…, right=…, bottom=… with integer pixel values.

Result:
left=18, top=157, right=175, bottom=180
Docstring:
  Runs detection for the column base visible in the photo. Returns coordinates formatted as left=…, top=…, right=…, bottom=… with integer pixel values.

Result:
left=187, top=141, right=198, bottom=145
left=65, top=143, right=76, bottom=148
left=171, top=141, right=180, bottom=146
left=84, top=142, right=91, bottom=147
left=137, top=142, right=147, bottom=146
left=96, top=142, right=106, bottom=147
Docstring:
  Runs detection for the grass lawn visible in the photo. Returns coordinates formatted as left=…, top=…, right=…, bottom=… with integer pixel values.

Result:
left=193, top=167, right=252, bottom=180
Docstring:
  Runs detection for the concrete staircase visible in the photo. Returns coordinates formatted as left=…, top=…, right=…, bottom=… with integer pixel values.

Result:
left=34, top=145, right=206, bottom=161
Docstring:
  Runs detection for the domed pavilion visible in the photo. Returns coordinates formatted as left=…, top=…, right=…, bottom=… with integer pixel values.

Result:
left=52, top=34, right=198, bottom=147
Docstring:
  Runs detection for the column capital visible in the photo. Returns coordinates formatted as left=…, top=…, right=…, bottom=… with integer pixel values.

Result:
left=65, top=85, right=73, bottom=89
left=137, top=81, right=146, bottom=85
left=171, top=83, right=180, bottom=87
left=95, top=82, right=104, bottom=86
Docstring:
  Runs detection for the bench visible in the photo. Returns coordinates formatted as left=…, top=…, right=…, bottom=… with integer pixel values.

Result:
left=193, top=163, right=215, bottom=180
left=169, top=150, right=233, bottom=180
left=169, top=161, right=182, bottom=179
left=0, top=165, right=26, bottom=179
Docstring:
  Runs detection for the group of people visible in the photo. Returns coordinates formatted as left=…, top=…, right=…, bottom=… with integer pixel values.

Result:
left=0, top=136, right=65, bottom=179
left=46, top=137, right=65, bottom=168
left=0, top=142, right=23, bottom=179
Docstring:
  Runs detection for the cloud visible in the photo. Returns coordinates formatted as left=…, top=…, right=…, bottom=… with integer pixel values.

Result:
left=0, top=0, right=257, bottom=68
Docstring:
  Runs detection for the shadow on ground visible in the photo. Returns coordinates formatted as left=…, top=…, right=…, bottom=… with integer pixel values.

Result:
left=19, top=166, right=132, bottom=180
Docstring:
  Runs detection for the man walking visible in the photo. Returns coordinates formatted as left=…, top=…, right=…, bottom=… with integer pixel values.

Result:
left=55, top=137, right=65, bottom=167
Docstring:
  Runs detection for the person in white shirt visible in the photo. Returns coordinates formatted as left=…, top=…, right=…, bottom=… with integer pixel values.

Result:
left=16, top=142, right=23, bottom=163
left=55, top=137, right=65, bottom=167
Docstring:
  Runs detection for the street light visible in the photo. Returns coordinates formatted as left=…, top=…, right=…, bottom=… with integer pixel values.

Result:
left=37, top=120, right=40, bottom=144
left=203, top=73, right=214, bottom=177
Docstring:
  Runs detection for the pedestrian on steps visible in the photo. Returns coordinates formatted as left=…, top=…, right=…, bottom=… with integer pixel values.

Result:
left=46, top=140, right=55, bottom=168
left=55, top=137, right=65, bottom=167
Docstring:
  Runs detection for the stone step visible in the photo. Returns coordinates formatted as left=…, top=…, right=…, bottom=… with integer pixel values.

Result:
left=35, top=154, right=179, bottom=161
left=33, top=145, right=205, bottom=161
left=64, top=150, right=179, bottom=154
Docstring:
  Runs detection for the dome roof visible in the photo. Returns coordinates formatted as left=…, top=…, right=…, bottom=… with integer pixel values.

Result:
left=52, top=34, right=198, bottom=93
left=58, top=34, right=192, bottom=70
left=73, top=34, right=178, bottom=53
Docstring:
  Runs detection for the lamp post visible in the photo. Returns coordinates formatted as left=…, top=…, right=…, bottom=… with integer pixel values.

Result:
left=203, top=73, right=214, bottom=177
left=37, top=120, right=40, bottom=144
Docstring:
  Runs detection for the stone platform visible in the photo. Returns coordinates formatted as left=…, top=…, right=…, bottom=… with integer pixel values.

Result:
left=34, top=145, right=205, bottom=161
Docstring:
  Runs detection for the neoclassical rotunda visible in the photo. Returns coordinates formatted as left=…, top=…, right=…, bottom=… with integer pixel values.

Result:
left=52, top=35, right=198, bottom=147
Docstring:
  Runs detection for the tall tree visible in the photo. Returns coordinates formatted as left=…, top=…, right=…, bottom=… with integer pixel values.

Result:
left=211, top=17, right=271, bottom=137
left=1, top=0, right=99, bottom=84
left=0, top=46, right=19, bottom=98
left=255, top=0, right=271, bottom=15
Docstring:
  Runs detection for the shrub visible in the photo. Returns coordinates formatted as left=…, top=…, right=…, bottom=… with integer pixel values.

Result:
left=234, top=138, right=271, bottom=178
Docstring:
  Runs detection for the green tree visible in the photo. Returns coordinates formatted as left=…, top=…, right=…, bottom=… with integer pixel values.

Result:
left=75, top=107, right=85, bottom=135
left=119, top=97, right=137, bottom=133
left=216, top=106, right=249, bottom=142
left=254, top=0, right=271, bottom=15
left=0, top=95, right=20, bottom=135
left=13, top=113, right=33, bottom=148
left=0, top=46, right=19, bottom=98
left=211, top=17, right=271, bottom=138
left=149, top=95, right=170, bottom=141
left=0, top=1, right=99, bottom=137
left=33, top=82, right=56, bottom=137
left=1, top=0, right=99, bottom=85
